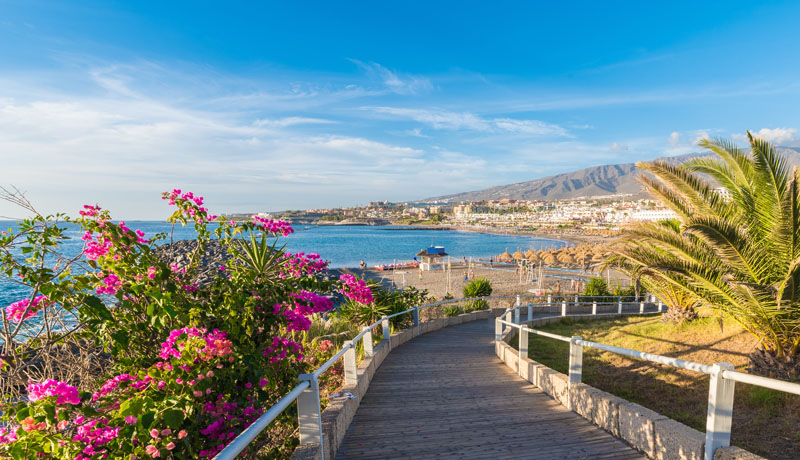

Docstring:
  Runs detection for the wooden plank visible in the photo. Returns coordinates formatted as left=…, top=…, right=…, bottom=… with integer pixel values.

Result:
left=335, top=320, right=645, bottom=459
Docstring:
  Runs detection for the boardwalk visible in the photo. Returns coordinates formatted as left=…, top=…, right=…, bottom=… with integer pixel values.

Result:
left=336, top=319, right=645, bottom=459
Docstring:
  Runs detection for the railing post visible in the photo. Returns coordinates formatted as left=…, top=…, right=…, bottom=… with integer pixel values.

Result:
left=514, top=306, right=520, bottom=324
left=592, top=301, right=597, bottom=315
left=658, top=300, right=663, bottom=312
left=617, top=297, right=622, bottom=315
left=547, top=295, right=552, bottom=306
left=362, top=326, right=374, bottom=358
left=297, top=374, right=324, bottom=458
left=527, top=304, right=533, bottom=322
left=704, top=362, right=736, bottom=460
left=518, top=327, right=529, bottom=377
left=561, top=300, right=567, bottom=317
left=381, top=316, right=391, bottom=350
left=504, top=310, right=512, bottom=332
left=568, top=336, right=583, bottom=390
left=494, top=317, right=502, bottom=342
left=413, top=306, right=420, bottom=336
left=574, top=295, right=578, bottom=306
left=343, top=340, right=357, bottom=385
left=516, top=295, right=521, bottom=307
left=639, top=301, right=645, bottom=314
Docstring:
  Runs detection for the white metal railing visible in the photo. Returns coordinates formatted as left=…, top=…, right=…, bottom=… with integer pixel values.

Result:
left=214, top=294, right=648, bottom=460
left=495, top=307, right=800, bottom=460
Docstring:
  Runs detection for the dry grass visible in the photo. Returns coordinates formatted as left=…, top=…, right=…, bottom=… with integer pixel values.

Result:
left=516, top=315, right=800, bottom=460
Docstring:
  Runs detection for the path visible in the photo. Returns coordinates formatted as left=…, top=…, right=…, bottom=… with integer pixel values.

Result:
left=336, top=319, right=646, bottom=459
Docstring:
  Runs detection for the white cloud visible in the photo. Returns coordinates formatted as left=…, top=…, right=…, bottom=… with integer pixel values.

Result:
left=668, top=131, right=681, bottom=146
left=349, top=60, right=432, bottom=95
left=750, top=127, right=796, bottom=144
left=609, top=142, right=628, bottom=151
left=365, top=107, right=569, bottom=137
left=254, top=117, right=335, bottom=128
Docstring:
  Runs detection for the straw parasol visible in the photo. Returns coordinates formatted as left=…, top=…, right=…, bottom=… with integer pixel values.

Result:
left=512, top=249, right=525, bottom=260
left=543, top=254, right=556, bottom=265
left=525, top=248, right=536, bottom=259
left=498, top=249, right=512, bottom=261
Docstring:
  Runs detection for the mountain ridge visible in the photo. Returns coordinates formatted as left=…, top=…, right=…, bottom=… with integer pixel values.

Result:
left=422, top=148, right=800, bottom=203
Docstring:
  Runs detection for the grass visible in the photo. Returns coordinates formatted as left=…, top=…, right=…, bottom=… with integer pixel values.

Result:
left=510, top=315, right=800, bottom=460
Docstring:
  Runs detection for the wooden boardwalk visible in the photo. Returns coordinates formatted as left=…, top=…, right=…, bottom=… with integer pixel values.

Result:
left=336, top=319, right=645, bottom=459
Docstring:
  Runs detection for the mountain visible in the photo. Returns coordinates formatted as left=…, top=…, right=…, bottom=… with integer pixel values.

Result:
left=423, top=148, right=800, bottom=203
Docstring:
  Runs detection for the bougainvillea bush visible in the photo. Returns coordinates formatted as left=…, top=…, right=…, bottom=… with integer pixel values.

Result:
left=0, top=189, right=372, bottom=459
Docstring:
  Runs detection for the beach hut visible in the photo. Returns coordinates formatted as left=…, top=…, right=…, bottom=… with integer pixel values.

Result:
left=416, top=246, right=448, bottom=271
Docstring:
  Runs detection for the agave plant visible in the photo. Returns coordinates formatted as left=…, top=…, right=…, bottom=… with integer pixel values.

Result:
left=611, top=132, right=800, bottom=380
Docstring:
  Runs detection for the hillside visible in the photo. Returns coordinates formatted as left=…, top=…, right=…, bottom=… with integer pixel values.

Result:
left=423, top=148, right=800, bottom=202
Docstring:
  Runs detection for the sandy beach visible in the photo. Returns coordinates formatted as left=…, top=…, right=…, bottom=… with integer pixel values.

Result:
left=333, top=262, right=630, bottom=300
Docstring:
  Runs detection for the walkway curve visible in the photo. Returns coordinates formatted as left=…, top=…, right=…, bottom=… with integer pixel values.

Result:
left=336, top=319, right=645, bottom=459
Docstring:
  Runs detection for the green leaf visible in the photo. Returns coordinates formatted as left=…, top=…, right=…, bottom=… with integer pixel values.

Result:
left=84, top=295, right=113, bottom=321
left=15, top=406, right=29, bottom=422
left=43, top=403, right=56, bottom=424
left=162, top=408, right=184, bottom=429
left=119, top=398, right=144, bottom=417
left=140, top=411, right=156, bottom=429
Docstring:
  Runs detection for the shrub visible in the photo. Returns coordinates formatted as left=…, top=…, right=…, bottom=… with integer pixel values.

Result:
left=0, top=189, right=374, bottom=459
left=583, top=278, right=610, bottom=297
left=463, top=277, right=492, bottom=298
left=443, top=305, right=463, bottom=317
left=462, top=277, right=492, bottom=311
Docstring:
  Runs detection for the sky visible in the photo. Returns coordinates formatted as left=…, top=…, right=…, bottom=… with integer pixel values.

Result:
left=2, top=1, right=800, bottom=219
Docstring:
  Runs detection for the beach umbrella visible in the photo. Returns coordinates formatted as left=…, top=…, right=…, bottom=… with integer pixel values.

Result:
left=512, top=249, right=525, bottom=260
left=528, top=252, right=539, bottom=262
left=499, top=249, right=512, bottom=261
left=543, top=254, right=556, bottom=265
left=525, top=249, right=535, bottom=259
left=560, top=254, right=576, bottom=265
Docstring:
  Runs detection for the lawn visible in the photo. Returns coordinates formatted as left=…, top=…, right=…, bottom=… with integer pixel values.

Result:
left=511, top=315, right=800, bottom=460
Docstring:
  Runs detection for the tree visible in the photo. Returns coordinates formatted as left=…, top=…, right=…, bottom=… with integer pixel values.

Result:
left=610, top=132, right=800, bottom=380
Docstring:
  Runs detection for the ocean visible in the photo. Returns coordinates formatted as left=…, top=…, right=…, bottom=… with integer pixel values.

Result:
left=0, top=221, right=566, bottom=306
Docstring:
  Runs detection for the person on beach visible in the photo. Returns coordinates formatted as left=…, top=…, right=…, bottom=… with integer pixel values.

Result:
left=463, top=271, right=468, bottom=282
left=360, top=260, right=365, bottom=270
left=418, top=268, right=423, bottom=280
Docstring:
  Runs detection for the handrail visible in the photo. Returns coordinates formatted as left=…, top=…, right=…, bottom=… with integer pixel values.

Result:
left=216, top=381, right=310, bottom=459
left=214, top=294, right=654, bottom=460
left=495, top=304, right=800, bottom=460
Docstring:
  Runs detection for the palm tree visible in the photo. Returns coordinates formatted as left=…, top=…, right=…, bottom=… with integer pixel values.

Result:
left=608, top=219, right=700, bottom=322
left=611, top=132, right=800, bottom=380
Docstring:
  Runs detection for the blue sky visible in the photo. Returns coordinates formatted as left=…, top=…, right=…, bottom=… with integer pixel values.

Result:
left=2, top=1, right=800, bottom=219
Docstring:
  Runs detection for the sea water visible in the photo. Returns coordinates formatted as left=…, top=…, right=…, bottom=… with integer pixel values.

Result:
left=0, top=221, right=565, bottom=306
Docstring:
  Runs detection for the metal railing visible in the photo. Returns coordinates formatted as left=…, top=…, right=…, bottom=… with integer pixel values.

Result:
left=213, top=294, right=650, bottom=459
left=495, top=306, right=800, bottom=460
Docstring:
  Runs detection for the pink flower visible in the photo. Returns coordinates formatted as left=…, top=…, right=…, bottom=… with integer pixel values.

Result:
left=259, top=378, right=268, bottom=387
left=166, top=442, right=175, bottom=450
left=193, top=390, right=203, bottom=397
left=147, top=266, right=157, bottom=279
left=206, top=370, right=214, bottom=378
left=145, top=445, right=160, bottom=457
left=178, top=430, right=187, bottom=439
left=150, top=429, right=160, bottom=438
left=26, top=379, right=81, bottom=405
left=160, top=429, right=172, bottom=436
left=125, top=416, right=137, bottom=425
left=6, top=295, right=50, bottom=323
